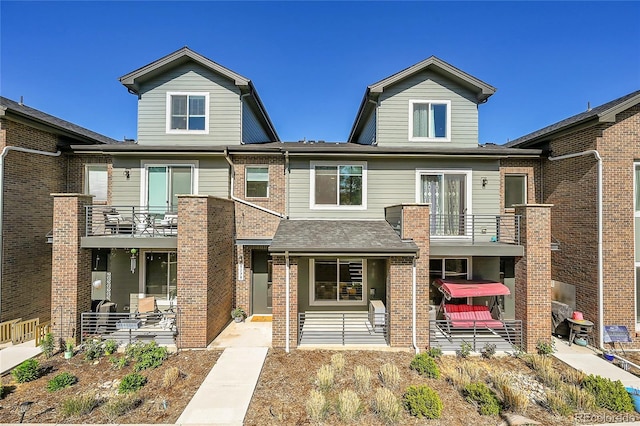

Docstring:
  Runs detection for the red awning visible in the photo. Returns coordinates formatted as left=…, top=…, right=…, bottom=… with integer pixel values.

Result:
left=434, top=278, right=511, bottom=299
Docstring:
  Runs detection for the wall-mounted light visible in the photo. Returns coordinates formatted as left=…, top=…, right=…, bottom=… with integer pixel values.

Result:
left=124, top=169, right=131, bottom=179
left=481, top=177, right=488, bottom=188
left=92, top=279, right=102, bottom=289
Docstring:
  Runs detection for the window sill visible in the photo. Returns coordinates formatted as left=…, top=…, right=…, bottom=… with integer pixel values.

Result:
left=310, top=205, right=367, bottom=210
left=165, top=130, right=209, bottom=135
left=409, top=137, right=451, bottom=143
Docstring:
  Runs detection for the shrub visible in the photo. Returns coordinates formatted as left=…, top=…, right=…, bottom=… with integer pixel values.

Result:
left=426, top=346, right=442, bottom=359
left=103, top=395, right=142, bottom=421
left=40, top=333, right=55, bottom=358
left=337, top=389, right=361, bottom=422
left=316, top=364, right=334, bottom=391
left=535, top=338, right=556, bottom=355
left=379, top=363, right=400, bottom=388
left=331, top=353, right=346, bottom=373
left=463, top=382, right=501, bottom=416
left=373, top=387, right=401, bottom=424
left=118, top=373, right=147, bottom=394
left=0, top=382, right=4, bottom=399
left=410, top=353, right=440, bottom=378
left=353, top=365, right=371, bottom=393
left=481, top=343, right=497, bottom=359
left=163, top=367, right=181, bottom=388
left=545, top=390, right=574, bottom=416
left=109, top=355, right=128, bottom=370
left=83, top=339, right=104, bottom=361
left=563, top=383, right=596, bottom=412
left=125, top=341, right=168, bottom=372
left=11, top=359, right=40, bottom=383
left=403, top=385, right=442, bottom=419
left=500, top=383, right=529, bottom=414
left=61, top=393, right=99, bottom=417
left=582, top=375, right=634, bottom=412
left=456, top=341, right=472, bottom=358
left=46, top=372, right=78, bottom=392
left=305, top=389, right=327, bottom=421
left=104, top=339, right=119, bottom=356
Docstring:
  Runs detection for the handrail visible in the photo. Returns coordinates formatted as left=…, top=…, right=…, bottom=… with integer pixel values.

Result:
left=429, top=214, right=521, bottom=245
left=0, top=318, right=21, bottom=343
left=85, top=205, right=178, bottom=237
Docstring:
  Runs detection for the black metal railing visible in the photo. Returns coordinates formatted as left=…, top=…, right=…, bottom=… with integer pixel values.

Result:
left=429, top=319, right=522, bottom=352
left=80, top=311, right=178, bottom=346
left=429, top=214, right=521, bottom=245
left=85, top=205, right=178, bottom=237
left=298, top=311, right=389, bottom=346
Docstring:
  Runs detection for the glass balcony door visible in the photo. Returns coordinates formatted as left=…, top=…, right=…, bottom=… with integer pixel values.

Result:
left=147, top=166, right=192, bottom=213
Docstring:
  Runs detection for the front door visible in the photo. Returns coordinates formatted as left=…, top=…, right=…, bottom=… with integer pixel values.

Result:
left=252, top=250, right=272, bottom=315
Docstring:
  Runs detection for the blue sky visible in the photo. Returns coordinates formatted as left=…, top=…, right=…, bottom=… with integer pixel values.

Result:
left=1, top=1, right=639, bottom=144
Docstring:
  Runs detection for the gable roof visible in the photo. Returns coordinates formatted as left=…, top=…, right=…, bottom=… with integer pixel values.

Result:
left=119, top=47, right=279, bottom=142
left=348, top=56, right=497, bottom=143
left=506, top=90, right=640, bottom=148
left=0, top=96, right=118, bottom=145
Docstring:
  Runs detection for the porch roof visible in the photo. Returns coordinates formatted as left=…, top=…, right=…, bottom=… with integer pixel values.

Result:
left=269, top=220, right=419, bottom=255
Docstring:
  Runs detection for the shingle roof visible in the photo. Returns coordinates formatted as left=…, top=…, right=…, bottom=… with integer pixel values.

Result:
left=0, top=97, right=118, bottom=145
left=506, top=90, right=640, bottom=148
left=269, top=220, right=419, bottom=254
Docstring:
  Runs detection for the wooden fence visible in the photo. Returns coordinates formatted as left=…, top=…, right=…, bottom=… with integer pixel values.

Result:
left=0, top=318, right=21, bottom=344
left=35, top=321, right=52, bottom=346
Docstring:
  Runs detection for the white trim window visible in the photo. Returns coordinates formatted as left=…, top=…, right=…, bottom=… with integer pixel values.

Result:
left=246, top=166, right=269, bottom=198
left=409, top=100, right=451, bottom=142
left=416, top=170, right=472, bottom=237
left=166, top=92, right=209, bottom=134
left=505, top=174, right=527, bottom=209
left=140, top=160, right=199, bottom=213
left=85, top=164, right=108, bottom=202
left=310, top=258, right=366, bottom=306
left=310, top=161, right=367, bottom=209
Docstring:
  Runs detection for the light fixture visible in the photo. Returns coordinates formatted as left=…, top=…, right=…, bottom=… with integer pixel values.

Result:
left=481, top=177, right=488, bottom=188
left=124, top=169, right=131, bottom=179
left=92, top=279, right=102, bottom=289
left=130, top=248, right=138, bottom=274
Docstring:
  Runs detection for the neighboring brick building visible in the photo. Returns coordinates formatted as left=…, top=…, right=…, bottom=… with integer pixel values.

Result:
left=0, top=97, right=116, bottom=324
left=507, top=91, right=640, bottom=349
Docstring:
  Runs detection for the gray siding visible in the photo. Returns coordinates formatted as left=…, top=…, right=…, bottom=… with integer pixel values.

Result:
left=112, top=157, right=141, bottom=206
left=356, top=110, right=376, bottom=145
left=288, top=157, right=499, bottom=219
left=137, top=62, right=242, bottom=145
left=242, top=99, right=270, bottom=143
left=377, top=70, right=478, bottom=148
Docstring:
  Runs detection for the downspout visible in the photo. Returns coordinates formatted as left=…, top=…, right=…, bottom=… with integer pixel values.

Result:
left=548, top=150, right=603, bottom=348
left=412, top=255, right=418, bottom=354
left=285, top=151, right=290, bottom=218
left=285, top=251, right=290, bottom=353
left=0, top=146, right=62, bottom=318
left=224, top=148, right=284, bottom=217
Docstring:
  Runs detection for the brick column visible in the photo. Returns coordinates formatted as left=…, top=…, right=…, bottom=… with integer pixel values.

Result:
left=177, top=195, right=234, bottom=348
left=271, top=255, right=298, bottom=349
left=51, top=194, right=93, bottom=343
left=515, top=204, right=553, bottom=352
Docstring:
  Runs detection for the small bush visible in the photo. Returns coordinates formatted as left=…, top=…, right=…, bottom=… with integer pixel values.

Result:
left=331, top=353, right=346, bottom=373
left=118, top=373, right=147, bottom=394
left=426, top=346, right=442, bottom=358
left=316, top=364, right=334, bottom=392
left=410, top=353, right=440, bottom=378
left=104, top=339, right=119, bottom=356
left=379, top=363, right=400, bottom=388
left=582, top=375, right=634, bottom=412
left=163, top=367, right=181, bottom=388
left=109, top=355, right=128, bottom=370
left=535, top=338, right=555, bottom=355
left=481, top=343, right=497, bottom=359
left=500, top=383, right=529, bottom=414
left=11, top=359, right=40, bottom=383
left=563, top=383, right=597, bottom=412
left=337, top=389, right=361, bottom=422
left=125, top=341, right=168, bottom=371
left=40, top=333, right=56, bottom=358
left=545, top=390, right=574, bottom=416
left=463, top=382, right=501, bottom=416
left=83, top=339, right=104, bottom=361
left=353, top=365, right=371, bottom=393
left=46, top=372, right=78, bottom=392
left=403, top=385, right=442, bottom=419
left=61, top=393, right=99, bottom=417
left=305, top=389, right=327, bottom=421
left=373, top=387, right=401, bottom=424
left=0, top=382, right=4, bottom=399
left=103, top=395, right=142, bottom=421
left=456, top=341, right=472, bottom=358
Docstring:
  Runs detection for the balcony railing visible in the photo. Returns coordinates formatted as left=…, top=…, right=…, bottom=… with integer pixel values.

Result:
left=430, top=214, right=521, bottom=245
left=85, top=205, right=177, bottom=237
left=80, top=311, right=178, bottom=346
left=429, top=319, right=522, bottom=352
left=298, top=311, right=389, bottom=346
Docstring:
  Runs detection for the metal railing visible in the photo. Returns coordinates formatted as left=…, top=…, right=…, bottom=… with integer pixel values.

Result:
left=85, top=205, right=178, bottom=237
left=429, top=319, right=522, bottom=352
left=80, top=311, right=178, bottom=346
left=430, top=214, right=521, bottom=244
left=298, top=311, right=389, bottom=346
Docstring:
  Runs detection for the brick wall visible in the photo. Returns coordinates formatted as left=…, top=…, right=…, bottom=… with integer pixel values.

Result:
left=271, top=255, right=298, bottom=349
left=499, top=159, right=542, bottom=212
left=515, top=204, right=552, bottom=352
left=67, top=154, right=113, bottom=204
left=234, top=245, right=252, bottom=313
left=51, top=194, right=93, bottom=343
left=1, top=118, right=67, bottom=322
left=177, top=195, right=235, bottom=348
left=387, top=256, right=414, bottom=347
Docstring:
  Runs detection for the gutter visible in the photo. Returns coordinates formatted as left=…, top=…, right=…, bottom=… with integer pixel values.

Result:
left=548, top=150, right=603, bottom=348
left=285, top=151, right=290, bottom=218
left=0, top=146, right=62, bottom=318
left=412, top=255, right=418, bottom=354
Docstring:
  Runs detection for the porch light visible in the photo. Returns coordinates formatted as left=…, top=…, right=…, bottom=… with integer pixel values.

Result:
left=92, top=279, right=102, bottom=289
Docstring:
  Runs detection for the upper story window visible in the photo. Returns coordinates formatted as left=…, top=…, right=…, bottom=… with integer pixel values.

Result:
left=416, top=170, right=471, bottom=237
left=505, top=174, right=527, bottom=209
left=310, top=161, right=367, bottom=209
left=85, top=164, right=108, bottom=202
left=166, top=92, right=209, bottom=134
left=409, top=100, right=451, bottom=142
left=246, top=166, right=269, bottom=198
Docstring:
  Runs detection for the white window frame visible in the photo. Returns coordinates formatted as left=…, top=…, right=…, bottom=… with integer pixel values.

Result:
left=309, top=258, right=367, bottom=306
left=504, top=174, right=528, bottom=210
left=415, top=169, right=473, bottom=239
left=166, top=92, right=209, bottom=134
left=310, top=161, right=367, bottom=210
left=245, top=165, right=269, bottom=198
left=84, top=164, right=108, bottom=202
left=139, top=250, right=178, bottom=302
left=408, top=99, right=451, bottom=142
left=139, top=160, right=199, bottom=209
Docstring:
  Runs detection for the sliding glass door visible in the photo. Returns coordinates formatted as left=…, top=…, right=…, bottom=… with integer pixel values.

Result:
left=147, top=166, right=192, bottom=213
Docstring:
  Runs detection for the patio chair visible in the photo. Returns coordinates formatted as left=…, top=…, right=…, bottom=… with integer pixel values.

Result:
left=103, top=209, right=133, bottom=234
left=157, top=213, right=178, bottom=235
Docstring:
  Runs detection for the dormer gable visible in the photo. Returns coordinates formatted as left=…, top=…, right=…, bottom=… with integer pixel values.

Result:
left=349, top=56, right=496, bottom=148
left=120, top=47, right=278, bottom=145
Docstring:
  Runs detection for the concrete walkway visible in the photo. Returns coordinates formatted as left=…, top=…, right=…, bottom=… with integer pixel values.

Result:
left=0, top=340, right=42, bottom=375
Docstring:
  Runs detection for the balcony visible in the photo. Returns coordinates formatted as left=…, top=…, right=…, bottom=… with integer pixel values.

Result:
left=85, top=205, right=178, bottom=238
